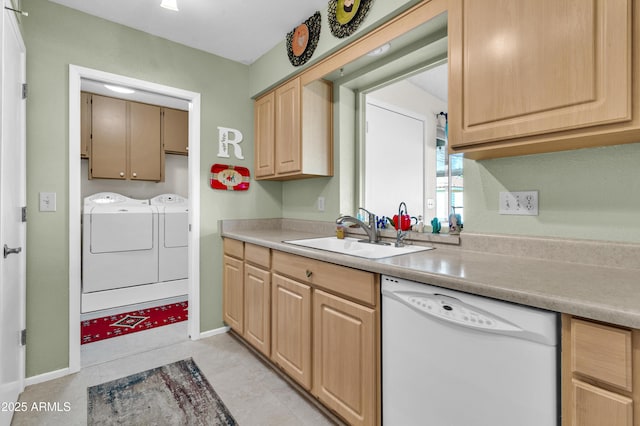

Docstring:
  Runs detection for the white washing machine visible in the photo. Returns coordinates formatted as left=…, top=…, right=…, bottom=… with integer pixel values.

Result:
left=82, top=192, right=159, bottom=293
left=150, top=194, right=189, bottom=282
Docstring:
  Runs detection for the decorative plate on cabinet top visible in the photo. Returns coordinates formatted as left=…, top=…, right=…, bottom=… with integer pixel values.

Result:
left=286, top=11, right=321, bottom=67
left=328, top=0, right=373, bottom=39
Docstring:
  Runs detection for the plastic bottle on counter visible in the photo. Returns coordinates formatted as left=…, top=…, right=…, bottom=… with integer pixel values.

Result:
left=336, top=224, right=345, bottom=239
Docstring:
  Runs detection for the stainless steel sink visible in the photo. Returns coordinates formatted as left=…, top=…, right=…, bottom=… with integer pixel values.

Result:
left=284, top=236, right=434, bottom=259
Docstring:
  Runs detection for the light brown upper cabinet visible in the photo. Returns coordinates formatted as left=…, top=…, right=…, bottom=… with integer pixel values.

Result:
left=254, top=91, right=275, bottom=177
left=80, top=92, right=91, bottom=159
left=162, top=107, right=188, bottom=155
left=88, top=93, right=162, bottom=181
left=254, top=77, right=332, bottom=180
left=449, top=0, right=640, bottom=159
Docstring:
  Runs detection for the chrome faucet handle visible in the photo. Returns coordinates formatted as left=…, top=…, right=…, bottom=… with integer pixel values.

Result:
left=358, top=207, right=377, bottom=228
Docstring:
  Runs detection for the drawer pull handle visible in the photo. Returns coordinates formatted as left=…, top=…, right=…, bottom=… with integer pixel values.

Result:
left=305, top=270, right=313, bottom=278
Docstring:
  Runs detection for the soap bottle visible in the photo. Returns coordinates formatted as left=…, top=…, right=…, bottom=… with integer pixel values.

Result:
left=415, top=215, right=424, bottom=233
left=336, top=224, right=345, bottom=239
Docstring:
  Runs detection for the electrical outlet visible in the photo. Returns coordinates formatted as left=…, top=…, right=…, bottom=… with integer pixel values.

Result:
left=499, top=191, right=538, bottom=215
left=317, top=196, right=325, bottom=212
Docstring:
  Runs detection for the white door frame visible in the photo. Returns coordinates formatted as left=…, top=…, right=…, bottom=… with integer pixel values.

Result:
left=0, top=3, right=26, bottom=413
left=68, top=65, right=201, bottom=374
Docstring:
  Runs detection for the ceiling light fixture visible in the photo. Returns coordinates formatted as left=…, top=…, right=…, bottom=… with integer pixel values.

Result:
left=367, top=43, right=391, bottom=57
left=104, top=84, right=135, bottom=94
left=160, top=0, right=179, bottom=11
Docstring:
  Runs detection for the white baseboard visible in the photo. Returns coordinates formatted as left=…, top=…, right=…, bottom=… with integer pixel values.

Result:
left=25, top=367, right=71, bottom=387
left=198, top=326, right=229, bottom=339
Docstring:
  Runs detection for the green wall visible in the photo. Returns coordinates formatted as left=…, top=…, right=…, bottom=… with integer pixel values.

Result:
left=248, top=0, right=421, bottom=97
left=22, top=0, right=281, bottom=377
left=251, top=0, right=423, bottom=223
left=252, top=0, right=640, bottom=244
left=464, top=144, right=640, bottom=243
left=22, top=0, right=640, bottom=380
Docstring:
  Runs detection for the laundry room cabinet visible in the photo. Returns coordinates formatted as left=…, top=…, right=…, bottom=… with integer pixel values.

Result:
left=85, top=93, right=163, bottom=181
left=162, top=107, right=188, bottom=155
left=254, top=77, right=333, bottom=180
left=448, top=0, right=640, bottom=159
left=561, top=315, right=640, bottom=426
left=80, top=92, right=91, bottom=158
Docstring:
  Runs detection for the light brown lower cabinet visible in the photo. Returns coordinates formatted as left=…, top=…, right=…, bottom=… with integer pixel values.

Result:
left=222, top=239, right=244, bottom=334
left=221, top=239, right=380, bottom=425
left=271, top=273, right=312, bottom=390
left=222, top=254, right=243, bottom=334
left=562, top=314, right=640, bottom=426
left=243, top=263, right=271, bottom=357
left=313, top=289, right=376, bottom=426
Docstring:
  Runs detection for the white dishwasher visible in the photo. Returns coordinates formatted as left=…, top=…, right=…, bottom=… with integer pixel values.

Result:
left=382, top=275, right=559, bottom=426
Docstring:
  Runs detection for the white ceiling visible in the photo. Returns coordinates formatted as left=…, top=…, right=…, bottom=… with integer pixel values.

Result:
left=48, top=0, right=328, bottom=65
left=408, top=63, right=448, bottom=102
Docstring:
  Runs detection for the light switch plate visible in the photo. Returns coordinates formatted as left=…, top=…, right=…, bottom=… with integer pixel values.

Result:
left=39, top=192, right=57, bottom=212
left=499, top=191, right=538, bottom=215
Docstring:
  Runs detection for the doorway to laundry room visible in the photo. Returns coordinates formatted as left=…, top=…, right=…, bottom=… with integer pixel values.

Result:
left=68, top=66, right=201, bottom=371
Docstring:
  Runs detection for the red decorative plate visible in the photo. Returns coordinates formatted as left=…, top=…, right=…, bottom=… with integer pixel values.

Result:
left=292, top=23, right=309, bottom=57
left=210, top=164, right=250, bottom=191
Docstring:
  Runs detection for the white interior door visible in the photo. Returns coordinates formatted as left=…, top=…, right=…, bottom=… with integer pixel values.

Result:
left=365, top=101, right=425, bottom=218
left=0, top=5, right=27, bottom=423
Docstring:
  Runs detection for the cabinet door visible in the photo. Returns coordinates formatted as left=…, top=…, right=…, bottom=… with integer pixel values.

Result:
left=244, top=264, right=271, bottom=357
left=162, top=107, right=188, bottom=155
left=449, top=0, right=632, bottom=148
left=90, top=94, right=127, bottom=179
left=254, top=92, right=275, bottom=178
left=80, top=92, right=91, bottom=158
left=572, top=380, right=632, bottom=426
left=313, top=289, right=376, bottom=426
left=274, top=78, right=301, bottom=174
left=223, top=255, right=244, bottom=334
left=129, top=101, right=162, bottom=181
left=271, top=273, right=311, bottom=390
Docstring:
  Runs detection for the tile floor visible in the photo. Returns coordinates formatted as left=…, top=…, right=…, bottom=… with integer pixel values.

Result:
left=12, top=327, right=335, bottom=425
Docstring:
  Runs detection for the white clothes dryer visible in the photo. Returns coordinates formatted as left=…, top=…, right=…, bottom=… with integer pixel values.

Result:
left=150, top=194, right=189, bottom=282
left=82, top=192, right=159, bottom=293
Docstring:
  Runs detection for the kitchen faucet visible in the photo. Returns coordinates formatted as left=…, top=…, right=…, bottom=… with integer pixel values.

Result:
left=395, top=201, right=408, bottom=247
left=335, top=207, right=382, bottom=244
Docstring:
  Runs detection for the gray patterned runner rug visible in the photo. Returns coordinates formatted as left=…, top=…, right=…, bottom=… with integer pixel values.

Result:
left=87, top=358, right=236, bottom=425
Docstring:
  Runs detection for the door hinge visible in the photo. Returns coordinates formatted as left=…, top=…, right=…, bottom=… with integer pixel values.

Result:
left=20, top=329, right=26, bottom=346
left=22, top=206, right=27, bottom=222
left=22, top=83, right=28, bottom=99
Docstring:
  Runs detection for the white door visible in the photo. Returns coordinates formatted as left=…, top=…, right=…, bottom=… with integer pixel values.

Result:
left=0, top=4, right=27, bottom=424
left=365, top=101, right=425, bottom=217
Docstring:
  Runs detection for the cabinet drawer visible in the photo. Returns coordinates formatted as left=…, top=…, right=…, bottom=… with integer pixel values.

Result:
left=572, top=379, right=633, bottom=426
left=245, top=243, right=270, bottom=269
left=571, top=318, right=633, bottom=391
left=223, top=238, right=244, bottom=259
left=272, top=251, right=376, bottom=306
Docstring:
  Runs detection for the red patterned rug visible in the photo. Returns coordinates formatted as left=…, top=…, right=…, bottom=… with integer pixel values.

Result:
left=81, top=301, right=188, bottom=344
